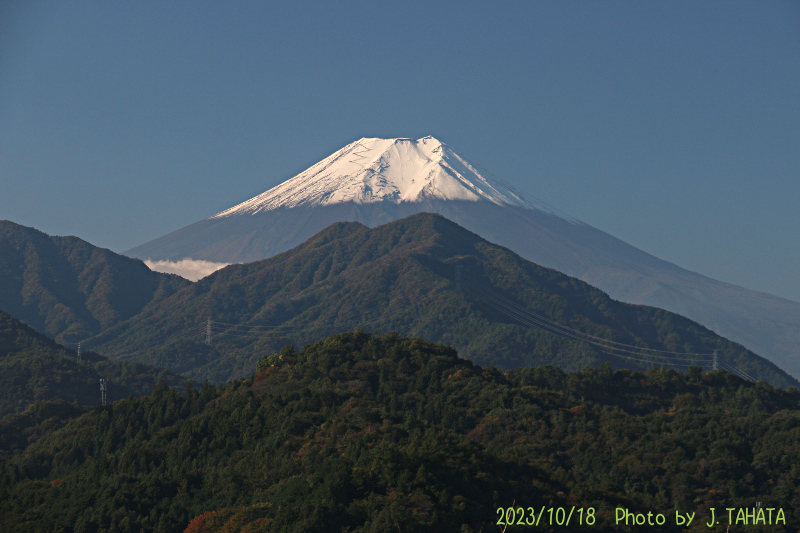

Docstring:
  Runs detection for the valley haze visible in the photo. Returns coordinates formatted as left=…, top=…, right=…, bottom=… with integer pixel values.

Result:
left=143, top=258, right=230, bottom=282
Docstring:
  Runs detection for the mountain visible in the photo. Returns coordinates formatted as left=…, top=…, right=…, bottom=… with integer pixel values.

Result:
left=0, top=309, right=185, bottom=417
left=124, top=136, right=800, bottom=380
left=0, top=220, right=192, bottom=347
left=124, top=136, right=535, bottom=263
left=2, top=330, right=799, bottom=532
left=102, top=214, right=796, bottom=388
left=214, top=135, right=530, bottom=212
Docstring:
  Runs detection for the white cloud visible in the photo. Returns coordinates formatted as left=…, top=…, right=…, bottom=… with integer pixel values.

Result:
left=144, top=258, right=230, bottom=281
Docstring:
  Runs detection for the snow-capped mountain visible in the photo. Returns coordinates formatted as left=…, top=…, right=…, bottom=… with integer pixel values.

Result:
left=212, top=136, right=529, bottom=215
left=125, top=136, right=800, bottom=380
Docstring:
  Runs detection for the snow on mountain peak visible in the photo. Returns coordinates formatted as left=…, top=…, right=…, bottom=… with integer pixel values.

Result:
left=211, top=136, right=531, bottom=218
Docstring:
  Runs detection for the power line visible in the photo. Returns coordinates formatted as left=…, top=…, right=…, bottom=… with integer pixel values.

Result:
left=102, top=327, right=202, bottom=357
left=464, top=280, right=711, bottom=364
left=460, top=272, right=757, bottom=379
left=208, top=295, right=416, bottom=335
left=465, top=277, right=714, bottom=358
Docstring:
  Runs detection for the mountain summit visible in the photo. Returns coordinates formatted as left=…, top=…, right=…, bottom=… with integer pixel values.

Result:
left=212, top=136, right=527, bottom=216
left=125, top=135, right=800, bottom=380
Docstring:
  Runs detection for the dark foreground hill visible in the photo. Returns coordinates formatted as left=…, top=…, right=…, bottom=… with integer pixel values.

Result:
left=1, top=331, right=798, bottom=532
left=0, top=220, right=191, bottom=346
left=90, top=213, right=796, bottom=388
left=0, top=310, right=185, bottom=417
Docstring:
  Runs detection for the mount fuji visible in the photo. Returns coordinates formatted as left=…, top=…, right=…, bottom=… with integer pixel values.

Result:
left=212, top=136, right=531, bottom=213
left=126, top=136, right=800, bottom=379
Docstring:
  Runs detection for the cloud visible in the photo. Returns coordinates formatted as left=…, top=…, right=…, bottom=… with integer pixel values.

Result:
left=144, top=258, right=230, bottom=281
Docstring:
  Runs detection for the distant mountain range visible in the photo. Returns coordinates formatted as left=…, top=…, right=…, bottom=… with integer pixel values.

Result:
left=123, top=136, right=800, bottom=381
left=93, top=213, right=796, bottom=388
left=2, top=212, right=795, bottom=387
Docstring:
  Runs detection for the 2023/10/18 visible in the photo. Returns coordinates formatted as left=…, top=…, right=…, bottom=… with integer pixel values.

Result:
left=496, top=506, right=595, bottom=527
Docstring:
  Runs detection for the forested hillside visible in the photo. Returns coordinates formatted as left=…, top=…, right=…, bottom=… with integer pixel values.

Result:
left=0, top=220, right=191, bottom=346
left=1, top=330, right=798, bottom=532
left=88, top=214, right=796, bottom=388
left=0, top=310, right=185, bottom=416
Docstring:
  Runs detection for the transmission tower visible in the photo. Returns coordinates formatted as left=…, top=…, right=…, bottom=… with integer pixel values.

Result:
left=455, top=264, right=462, bottom=293
left=77, top=341, right=81, bottom=363
left=99, top=378, right=107, bottom=406
left=713, top=350, right=718, bottom=371
left=206, top=318, right=212, bottom=346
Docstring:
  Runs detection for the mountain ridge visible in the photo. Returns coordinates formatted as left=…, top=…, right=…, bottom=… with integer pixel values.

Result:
left=105, top=213, right=797, bottom=387
left=0, top=220, right=192, bottom=346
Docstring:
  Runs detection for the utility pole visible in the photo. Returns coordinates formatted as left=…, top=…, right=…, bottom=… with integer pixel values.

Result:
left=99, top=378, right=107, bottom=406
left=205, top=318, right=212, bottom=346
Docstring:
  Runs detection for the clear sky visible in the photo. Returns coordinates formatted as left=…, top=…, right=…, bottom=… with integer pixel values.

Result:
left=2, top=1, right=799, bottom=302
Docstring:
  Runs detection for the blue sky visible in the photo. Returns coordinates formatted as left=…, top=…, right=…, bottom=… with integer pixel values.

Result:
left=1, top=1, right=799, bottom=301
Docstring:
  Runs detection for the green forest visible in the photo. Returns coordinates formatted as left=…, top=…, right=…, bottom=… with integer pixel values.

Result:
left=2, top=330, right=798, bottom=532
left=0, top=220, right=190, bottom=347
